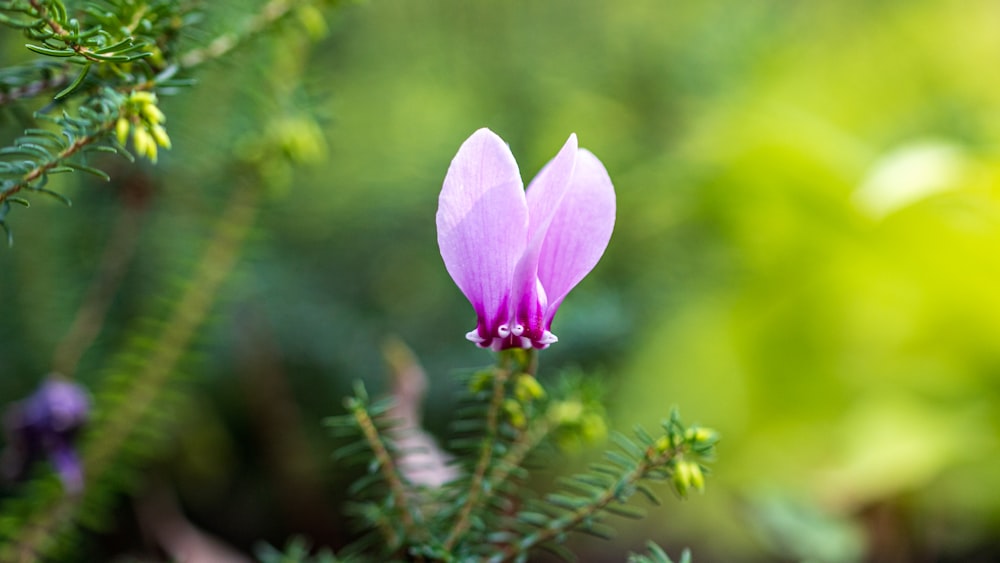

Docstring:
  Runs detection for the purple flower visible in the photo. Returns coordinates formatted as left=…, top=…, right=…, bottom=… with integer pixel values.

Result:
left=2, top=377, right=90, bottom=493
left=437, top=128, right=616, bottom=350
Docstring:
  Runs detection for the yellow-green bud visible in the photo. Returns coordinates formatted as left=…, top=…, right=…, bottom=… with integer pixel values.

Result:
left=133, top=128, right=157, bottom=162
left=548, top=400, right=583, bottom=426
left=685, top=426, right=717, bottom=444
left=673, top=460, right=692, bottom=496
left=130, top=91, right=157, bottom=104
left=503, top=398, right=526, bottom=429
left=141, top=103, right=166, bottom=125
left=579, top=413, right=607, bottom=444
left=654, top=436, right=670, bottom=453
left=514, top=374, right=545, bottom=403
left=296, top=5, right=328, bottom=40
left=115, top=118, right=130, bottom=145
left=150, top=124, right=171, bottom=149
left=132, top=127, right=150, bottom=157
left=688, top=462, right=705, bottom=493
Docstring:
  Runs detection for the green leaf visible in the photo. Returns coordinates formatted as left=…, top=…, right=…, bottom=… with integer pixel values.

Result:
left=55, top=63, right=92, bottom=100
left=24, top=44, right=77, bottom=57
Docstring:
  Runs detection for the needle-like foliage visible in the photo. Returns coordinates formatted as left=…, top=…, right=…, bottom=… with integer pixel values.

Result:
left=327, top=349, right=718, bottom=562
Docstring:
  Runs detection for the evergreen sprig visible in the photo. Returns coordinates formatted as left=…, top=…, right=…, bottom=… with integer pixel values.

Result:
left=0, top=0, right=333, bottom=244
left=328, top=350, right=719, bottom=562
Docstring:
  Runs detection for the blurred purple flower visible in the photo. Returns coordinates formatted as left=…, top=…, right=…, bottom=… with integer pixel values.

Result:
left=437, top=128, right=616, bottom=351
left=2, top=376, right=90, bottom=493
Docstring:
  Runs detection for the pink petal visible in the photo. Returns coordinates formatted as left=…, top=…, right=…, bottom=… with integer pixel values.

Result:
left=511, top=134, right=579, bottom=333
left=536, top=148, right=616, bottom=327
left=437, top=128, right=528, bottom=338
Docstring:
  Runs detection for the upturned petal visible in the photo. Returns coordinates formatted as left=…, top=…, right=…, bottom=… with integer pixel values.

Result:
left=536, top=148, right=616, bottom=328
left=511, top=133, right=579, bottom=342
left=437, top=128, right=528, bottom=343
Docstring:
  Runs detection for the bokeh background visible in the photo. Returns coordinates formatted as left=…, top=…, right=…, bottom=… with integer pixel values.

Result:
left=2, top=0, right=1000, bottom=560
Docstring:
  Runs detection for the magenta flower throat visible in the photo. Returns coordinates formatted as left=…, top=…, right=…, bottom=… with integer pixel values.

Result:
left=437, top=128, right=616, bottom=350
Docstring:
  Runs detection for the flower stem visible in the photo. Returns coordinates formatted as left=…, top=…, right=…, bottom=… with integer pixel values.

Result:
left=443, top=349, right=530, bottom=551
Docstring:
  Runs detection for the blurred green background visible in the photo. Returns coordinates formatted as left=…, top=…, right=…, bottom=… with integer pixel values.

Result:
left=3, top=0, right=1000, bottom=560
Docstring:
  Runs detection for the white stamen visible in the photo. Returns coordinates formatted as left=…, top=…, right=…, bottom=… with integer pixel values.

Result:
left=511, top=324, right=524, bottom=336
left=497, top=324, right=511, bottom=338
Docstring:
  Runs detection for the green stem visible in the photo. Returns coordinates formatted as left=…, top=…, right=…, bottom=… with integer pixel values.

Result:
left=443, top=350, right=525, bottom=551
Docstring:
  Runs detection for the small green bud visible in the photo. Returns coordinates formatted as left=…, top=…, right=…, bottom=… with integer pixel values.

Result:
left=296, top=5, right=328, bottom=40
left=579, top=413, right=607, bottom=444
left=688, top=462, right=705, bottom=493
left=548, top=400, right=584, bottom=426
left=130, top=91, right=157, bottom=105
left=115, top=117, right=130, bottom=145
left=514, top=374, right=545, bottom=403
left=673, top=459, right=692, bottom=497
left=150, top=124, right=171, bottom=149
left=685, top=426, right=717, bottom=444
left=503, top=398, right=526, bottom=429
left=133, top=128, right=157, bottom=162
left=654, top=436, right=670, bottom=453
left=141, top=103, right=166, bottom=125
left=132, top=127, right=149, bottom=157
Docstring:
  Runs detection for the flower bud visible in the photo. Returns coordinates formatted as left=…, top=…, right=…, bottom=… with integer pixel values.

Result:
left=514, top=374, right=545, bottom=403
left=150, top=124, right=172, bottom=149
left=503, top=398, right=526, bottom=429
left=115, top=118, right=130, bottom=145
left=673, top=459, right=692, bottom=497
left=688, top=462, right=705, bottom=493
left=548, top=400, right=583, bottom=426
left=141, top=103, right=166, bottom=125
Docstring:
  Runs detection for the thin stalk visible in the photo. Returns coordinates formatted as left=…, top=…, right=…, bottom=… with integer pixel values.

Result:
left=179, top=0, right=311, bottom=69
left=442, top=351, right=518, bottom=551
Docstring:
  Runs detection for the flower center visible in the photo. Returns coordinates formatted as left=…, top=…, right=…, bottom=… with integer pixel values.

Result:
left=466, top=321, right=558, bottom=351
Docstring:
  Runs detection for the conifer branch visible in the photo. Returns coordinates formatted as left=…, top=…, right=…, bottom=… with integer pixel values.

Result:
left=178, top=0, right=320, bottom=69
left=496, top=441, right=687, bottom=562
left=0, top=118, right=115, bottom=207
left=349, top=402, right=418, bottom=546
